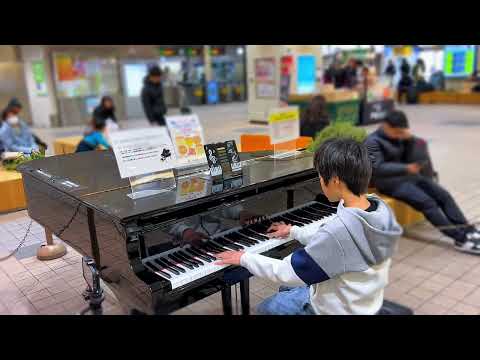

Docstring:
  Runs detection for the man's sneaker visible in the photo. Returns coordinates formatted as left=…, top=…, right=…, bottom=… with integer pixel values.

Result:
left=455, top=233, right=480, bottom=255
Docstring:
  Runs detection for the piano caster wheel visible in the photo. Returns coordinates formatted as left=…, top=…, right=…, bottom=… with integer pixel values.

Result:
left=37, top=244, right=67, bottom=261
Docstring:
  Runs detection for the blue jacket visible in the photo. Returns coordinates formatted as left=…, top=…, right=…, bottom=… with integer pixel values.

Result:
left=0, top=120, right=39, bottom=154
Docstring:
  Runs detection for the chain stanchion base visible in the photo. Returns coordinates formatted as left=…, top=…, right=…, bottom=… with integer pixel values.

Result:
left=37, top=243, right=67, bottom=261
left=37, top=228, right=67, bottom=261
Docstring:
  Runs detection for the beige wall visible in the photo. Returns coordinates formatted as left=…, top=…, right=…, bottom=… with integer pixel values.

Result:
left=247, top=45, right=323, bottom=121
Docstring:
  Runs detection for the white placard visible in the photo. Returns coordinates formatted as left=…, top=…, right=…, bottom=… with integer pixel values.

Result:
left=109, top=127, right=177, bottom=179
left=268, top=106, right=300, bottom=145
left=166, top=114, right=206, bottom=165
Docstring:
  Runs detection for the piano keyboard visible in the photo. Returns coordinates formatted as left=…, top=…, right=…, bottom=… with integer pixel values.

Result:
left=143, top=201, right=337, bottom=290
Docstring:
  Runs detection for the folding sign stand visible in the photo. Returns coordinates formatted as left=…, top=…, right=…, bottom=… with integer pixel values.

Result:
left=269, top=106, right=303, bottom=160
left=109, top=127, right=178, bottom=201
left=204, top=140, right=243, bottom=191
left=128, top=170, right=177, bottom=200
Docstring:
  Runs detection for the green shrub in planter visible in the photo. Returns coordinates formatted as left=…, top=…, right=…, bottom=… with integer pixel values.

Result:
left=307, top=123, right=368, bottom=153
left=3, top=152, right=45, bottom=171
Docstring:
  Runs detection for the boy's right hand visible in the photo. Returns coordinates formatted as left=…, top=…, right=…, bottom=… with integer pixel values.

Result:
left=267, top=222, right=292, bottom=239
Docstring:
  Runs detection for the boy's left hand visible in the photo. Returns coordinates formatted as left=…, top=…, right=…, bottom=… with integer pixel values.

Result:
left=215, top=251, right=245, bottom=266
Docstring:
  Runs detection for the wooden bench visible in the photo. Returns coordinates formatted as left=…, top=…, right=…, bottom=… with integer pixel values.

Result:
left=53, top=136, right=83, bottom=156
left=369, top=188, right=424, bottom=228
left=0, top=167, right=27, bottom=213
left=418, top=91, right=480, bottom=105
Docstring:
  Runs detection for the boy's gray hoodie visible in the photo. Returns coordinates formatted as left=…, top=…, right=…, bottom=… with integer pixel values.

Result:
left=240, top=195, right=404, bottom=315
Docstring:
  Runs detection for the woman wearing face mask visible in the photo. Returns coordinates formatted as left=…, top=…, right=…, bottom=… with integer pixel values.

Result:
left=0, top=107, right=39, bottom=155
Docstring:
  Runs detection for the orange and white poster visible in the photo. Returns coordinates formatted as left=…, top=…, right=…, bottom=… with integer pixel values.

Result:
left=55, top=54, right=75, bottom=82
left=166, top=114, right=206, bottom=166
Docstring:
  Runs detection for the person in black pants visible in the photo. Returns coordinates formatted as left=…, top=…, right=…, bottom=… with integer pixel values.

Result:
left=141, top=65, right=167, bottom=126
left=365, top=110, right=480, bottom=255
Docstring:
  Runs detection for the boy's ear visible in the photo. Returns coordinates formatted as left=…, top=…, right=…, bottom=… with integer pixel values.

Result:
left=331, top=176, right=341, bottom=186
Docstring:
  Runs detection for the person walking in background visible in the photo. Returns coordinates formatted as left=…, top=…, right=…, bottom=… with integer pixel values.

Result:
left=93, top=96, right=119, bottom=133
left=400, top=58, right=411, bottom=76
left=76, top=117, right=111, bottom=153
left=300, top=95, right=330, bottom=138
left=412, top=59, right=426, bottom=83
left=0, top=107, right=39, bottom=155
left=141, top=65, right=167, bottom=126
left=385, top=59, right=397, bottom=87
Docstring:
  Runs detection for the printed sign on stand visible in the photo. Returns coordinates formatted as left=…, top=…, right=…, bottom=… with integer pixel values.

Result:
left=109, top=127, right=177, bottom=199
left=268, top=107, right=300, bottom=145
left=166, top=114, right=206, bottom=167
left=204, top=140, right=243, bottom=181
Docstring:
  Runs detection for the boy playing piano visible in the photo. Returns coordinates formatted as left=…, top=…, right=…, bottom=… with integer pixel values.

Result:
left=216, top=138, right=403, bottom=315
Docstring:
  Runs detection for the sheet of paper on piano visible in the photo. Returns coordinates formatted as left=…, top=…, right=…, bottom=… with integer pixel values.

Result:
left=109, top=127, right=177, bottom=179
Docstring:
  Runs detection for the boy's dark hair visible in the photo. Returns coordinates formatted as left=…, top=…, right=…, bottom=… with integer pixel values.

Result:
left=385, top=110, right=409, bottom=129
left=314, top=138, right=372, bottom=196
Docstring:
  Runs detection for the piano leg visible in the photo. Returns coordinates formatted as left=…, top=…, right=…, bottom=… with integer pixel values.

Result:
left=240, top=279, right=250, bottom=315
left=221, top=287, right=233, bottom=316
left=87, top=208, right=102, bottom=270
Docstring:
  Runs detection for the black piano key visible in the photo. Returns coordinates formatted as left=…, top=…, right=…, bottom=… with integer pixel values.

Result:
left=228, top=232, right=258, bottom=244
left=289, top=210, right=316, bottom=222
left=310, top=203, right=336, bottom=213
left=160, top=257, right=187, bottom=273
left=283, top=213, right=312, bottom=225
left=186, top=248, right=213, bottom=263
left=176, top=252, right=201, bottom=268
left=207, top=242, right=229, bottom=253
left=146, top=261, right=171, bottom=279
left=236, top=232, right=261, bottom=244
left=275, top=216, right=304, bottom=227
left=224, top=233, right=254, bottom=247
left=201, top=243, right=220, bottom=254
left=179, top=251, right=204, bottom=266
left=301, top=206, right=329, bottom=218
left=239, top=228, right=268, bottom=241
left=294, top=209, right=322, bottom=221
left=193, top=247, right=217, bottom=261
left=215, top=237, right=244, bottom=251
left=168, top=254, right=194, bottom=270
left=154, top=258, right=180, bottom=276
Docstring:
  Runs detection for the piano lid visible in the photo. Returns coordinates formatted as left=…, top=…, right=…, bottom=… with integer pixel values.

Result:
left=19, top=150, right=316, bottom=223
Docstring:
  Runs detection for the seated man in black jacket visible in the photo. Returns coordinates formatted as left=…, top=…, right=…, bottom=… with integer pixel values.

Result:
left=365, top=110, right=480, bottom=255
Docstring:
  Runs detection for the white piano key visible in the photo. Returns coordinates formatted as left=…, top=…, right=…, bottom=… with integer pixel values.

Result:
left=142, top=202, right=337, bottom=290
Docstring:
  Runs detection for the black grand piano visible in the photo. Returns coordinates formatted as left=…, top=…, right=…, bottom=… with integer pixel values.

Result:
left=18, top=150, right=337, bottom=315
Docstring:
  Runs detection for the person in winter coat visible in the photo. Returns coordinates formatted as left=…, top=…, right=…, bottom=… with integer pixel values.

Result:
left=141, top=65, right=167, bottom=126
left=365, top=110, right=480, bottom=255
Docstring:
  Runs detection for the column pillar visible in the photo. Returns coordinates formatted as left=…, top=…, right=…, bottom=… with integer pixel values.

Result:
left=204, top=45, right=213, bottom=82
left=19, top=45, right=58, bottom=128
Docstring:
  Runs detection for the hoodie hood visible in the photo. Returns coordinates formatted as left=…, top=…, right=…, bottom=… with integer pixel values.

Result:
left=336, top=195, right=403, bottom=266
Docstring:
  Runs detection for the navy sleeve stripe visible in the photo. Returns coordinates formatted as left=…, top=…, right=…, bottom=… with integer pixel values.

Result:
left=291, top=249, right=330, bottom=286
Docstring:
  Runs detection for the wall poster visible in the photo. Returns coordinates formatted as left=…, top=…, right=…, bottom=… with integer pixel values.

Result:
left=255, top=57, right=276, bottom=99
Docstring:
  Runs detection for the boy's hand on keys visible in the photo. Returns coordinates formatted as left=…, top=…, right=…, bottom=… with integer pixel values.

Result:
left=267, top=222, right=292, bottom=239
left=215, top=251, right=245, bottom=266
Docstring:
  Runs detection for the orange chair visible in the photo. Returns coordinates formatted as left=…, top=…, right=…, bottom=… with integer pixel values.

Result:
left=240, top=134, right=312, bottom=152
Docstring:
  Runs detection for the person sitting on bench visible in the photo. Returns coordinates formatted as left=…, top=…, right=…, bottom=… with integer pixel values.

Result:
left=365, top=110, right=480, bottom=255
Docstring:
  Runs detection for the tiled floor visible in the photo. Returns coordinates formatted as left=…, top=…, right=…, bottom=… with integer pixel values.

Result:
left=1, top=103, right=480, bottom=315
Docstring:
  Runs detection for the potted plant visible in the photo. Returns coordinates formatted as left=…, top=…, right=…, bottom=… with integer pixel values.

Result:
left=307, top=122, right=368, bottom=153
